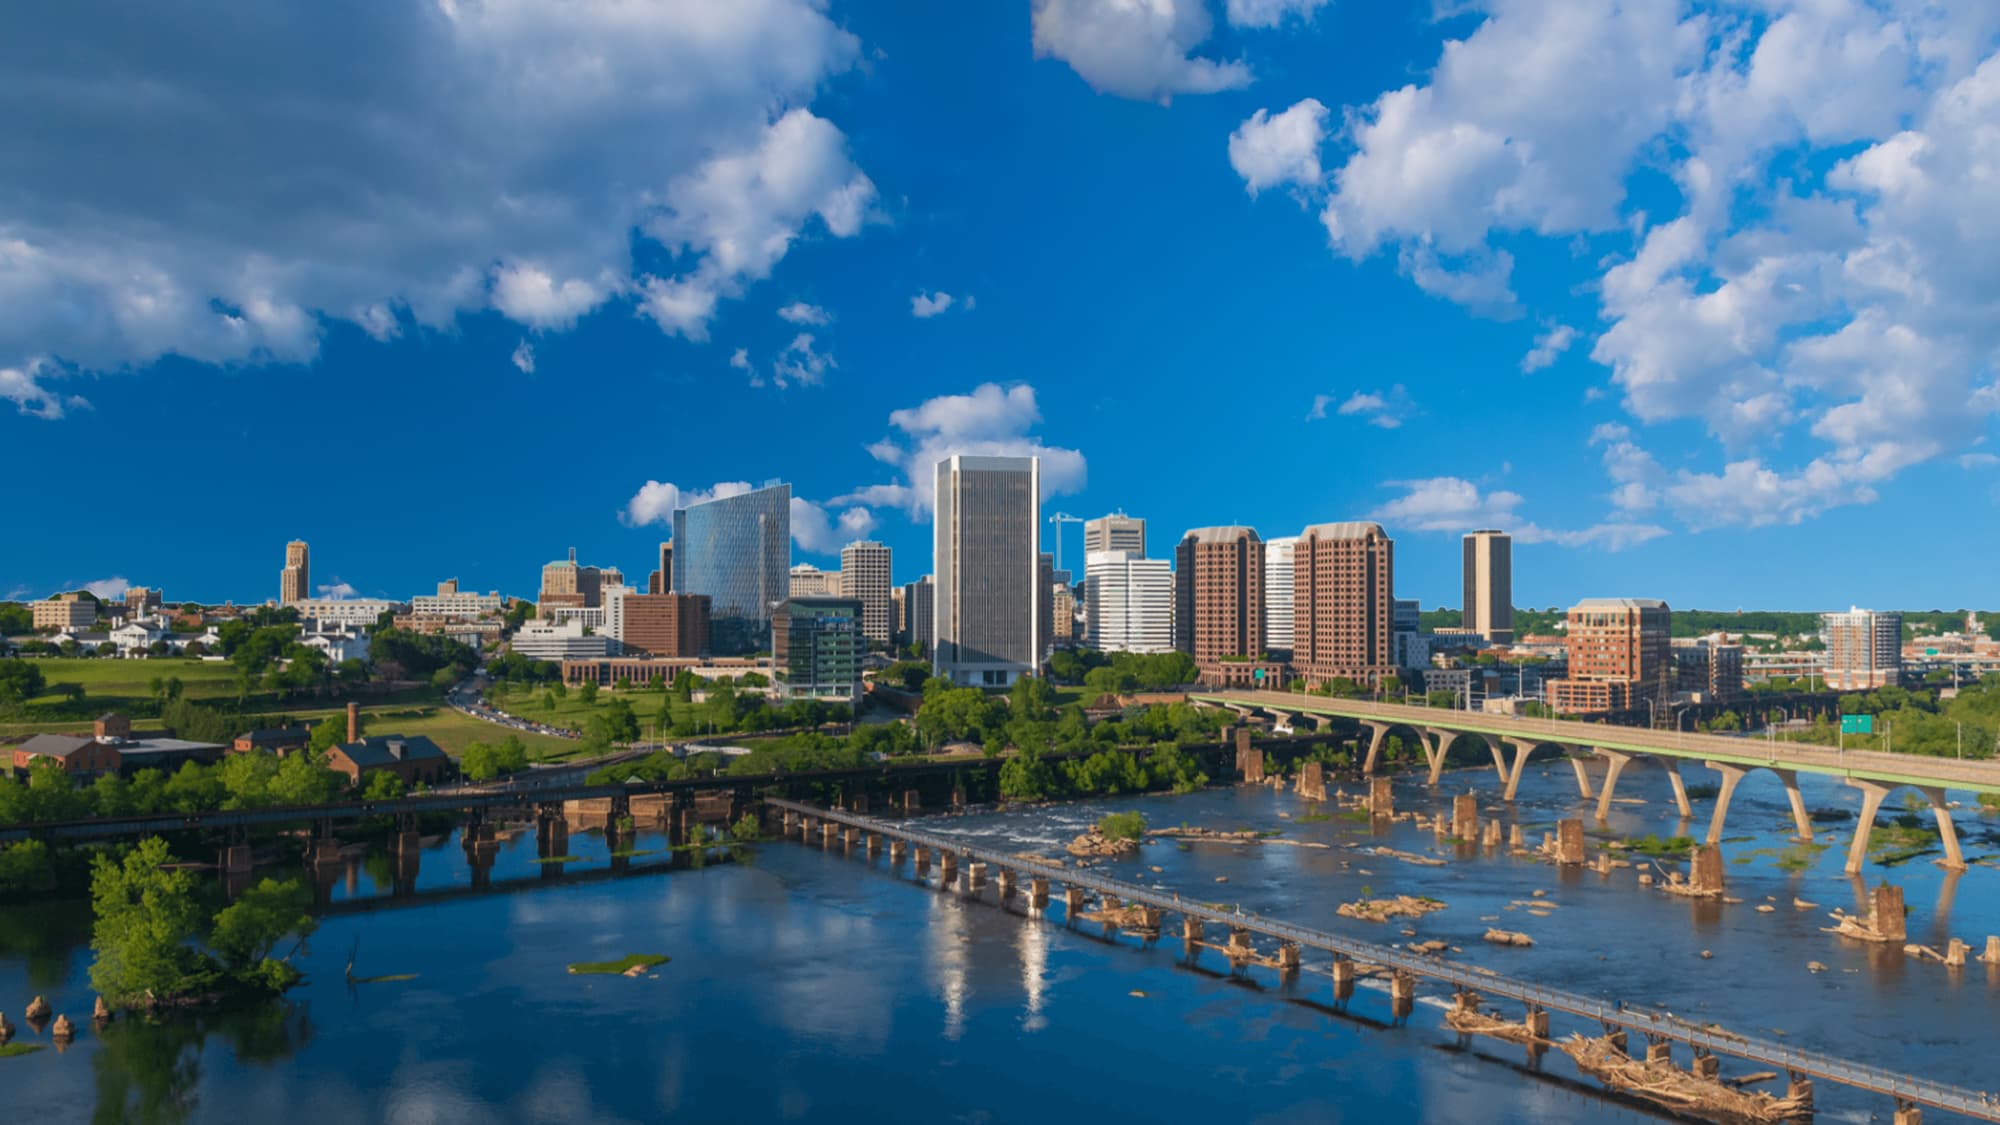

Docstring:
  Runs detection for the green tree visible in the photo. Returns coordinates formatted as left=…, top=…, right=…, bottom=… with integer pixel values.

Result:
left=578, top=679, right=599, bottom=704
left=361, top=771, right=406, bottom=800
left=208, top=878, right=315, bottom=976
left=0, top=839, right=58, bottom=896
left=89, top=838, right=211, bottom=1005
left=1097, top=810, right=1147, bottom=841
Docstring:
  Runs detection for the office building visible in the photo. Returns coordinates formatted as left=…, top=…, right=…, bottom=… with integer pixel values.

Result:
left=510, top=619, right=614, bottom=661
left=280, top=540, right=310, bottom=606
left=1084, top=550, right=1175, bottom=654
left=616, top=591, right=711, bottom=658
left=1174, top=527, right=1266, bottom=678
left=32, top=592, right=98, bottom=632
left=411, top=587, right=504, bottom=621
left=672, top=481, right=791, bottom=655
left=1822, top=607, right=1902, bottom=690
left=1545, top=598, right=1672, bottom=713
left=1051, top=584, right=1076, bottom=644
left=1461, top=530, right=1514, bottom=643
left=1675, top=635, right=1745, bottom=700
left=839, top=540, right=893, bottom=647
left=1293, top=521, right=1396, bottom=689
left=901, top=576, right=935, bottom=654
left=649, top=542, right=673, bottom=594
left=1083, top=512, right=1146, bottom=558
left=773, top=597, right=864, bottom=703
left=1262, top=535, right=1298, bottom=654
left=539, top=548, right=604, bottom=612
left=789, top=563, right=841, bottom=597
left=1393, top=598, right=1428, bottom=671
left=123, top=587, right=162, bottom=616
left=934, top=455, right=1039, bottom=686
left=1048, top=548, right=1064, bottom=656
left=293, top=598, right=404, bottom=627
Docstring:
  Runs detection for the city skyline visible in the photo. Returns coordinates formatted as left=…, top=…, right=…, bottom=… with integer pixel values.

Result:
left=4, top=4, right=1996, bottom=612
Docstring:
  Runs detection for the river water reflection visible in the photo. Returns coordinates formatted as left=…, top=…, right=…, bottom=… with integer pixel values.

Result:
left=4, top=758, right=1997, bottom=1123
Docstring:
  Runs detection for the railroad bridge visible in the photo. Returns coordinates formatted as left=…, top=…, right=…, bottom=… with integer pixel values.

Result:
left=1191, top=692, right=2000, bottom=876
left=767, top=798, right=1997, bottom=1125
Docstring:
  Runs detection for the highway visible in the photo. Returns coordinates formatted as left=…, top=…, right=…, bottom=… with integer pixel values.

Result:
left=1188, top=691, right=2000, bottom=795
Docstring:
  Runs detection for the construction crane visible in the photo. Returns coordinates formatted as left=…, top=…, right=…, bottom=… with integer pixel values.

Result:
left=1047, top=512, right=1084, bottom=574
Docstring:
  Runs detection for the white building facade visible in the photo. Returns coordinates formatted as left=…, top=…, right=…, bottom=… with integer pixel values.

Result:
left=1262, top=535, right=1298, bottom=652
left=1083, top=550, right=1175, bottom=654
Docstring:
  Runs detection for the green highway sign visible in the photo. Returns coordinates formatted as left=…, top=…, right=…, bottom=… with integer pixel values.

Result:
left=1252, top=669, right=1265, bottom=681
left=1840, top=714, right=1873, bottom=735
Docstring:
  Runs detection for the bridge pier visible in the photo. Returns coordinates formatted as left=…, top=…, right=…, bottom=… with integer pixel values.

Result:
left=1389, top=970, right=1415, bottom=1019
left=1845, top=779, right=1893, bottom=875
left=968, top=862, right=987, bottom=890
left=1554, top=818, right=1586, bottom=866
left=1482, top=736, right=1537, bottom=802
left=1894, top=1102, right=1923, bottom=1125
left=938, top=851, right=957, bottom=886
left=1029, top=876, right=1048, bottom=908
left=1361, top=722, right=1391, bottom=775
left=1918, top=786, right=1967, bottom=872
left=1295, top=761, right=1326, bottom=802
left=1330, top=954, right=1354, bottom=992
left=1276, top=941, right=1300, bottom=973
left=1226, top=927, right=1252, bottom=965
left=1593, top=749, right=1633, bottom=821
left=1665, top=761, right=1692, bottom=820
left=915, top=845, right=930, bottom=873
left=997, top=868, right=1015, bottom=898
left=865, top=832, right=880, bottom=855
left=842, top=826, right=858, bottom=850
left=1786, top=1077, right=1814, bottom=1114
left=1418, top=728, right=1452, bottom=787
left=1569, top=753, right=1596, bottom=801
left=1063, top=886, right=1086, bottom=917
left=1523, top=1006, right=1549, bottom=1040
left=890, top=839, right=907, bottom=863
left=1452, top=793, right=1479, bottom=840
left=902, top=789, right=921, bottom=814
left=1237, top=746, right=1265, bottom=784
left=1182, top=917, right=1203, bottom=947
left=1771, top=770, right=1813, bottom=842
left=821, top=821, right=838, bottom=848
left=220, top=844, right=254, bottom=874
left=1691, top=1047, right=1719, bottom=1081
left=1703, top=761, right=1748, bottom=845
left=1369, top=776, right=1394, bottom=819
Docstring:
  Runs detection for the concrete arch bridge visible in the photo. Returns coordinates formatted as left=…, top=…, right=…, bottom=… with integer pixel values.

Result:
left=1190, top=691, right=2000, bottom=876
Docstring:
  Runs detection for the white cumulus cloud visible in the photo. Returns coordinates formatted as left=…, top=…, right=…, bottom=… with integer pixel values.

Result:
left=511, top=339, right=536, bottom=375
left=836, top=383, right=1087, bottom=516
left=1519, top=323, right=1577, bottom=373
left=1031, top=0, right=1252, bottom=102
left=1366, top=477, right=1666, bottom=551
left=910, top=291, right=959, bottom=318
left=1229, top=99, right=1329, bottom=196
left=316, top=581, right=359, bottom=600
left=83, top=577, right=132, bottom=600
left=790, top=497, right=878, bottom=554
left=777, top=302, right=831, bottom=325
left=619, top=478, right=862, bottom=555
left=0, top=0, right=873, bottom=415
left=1224, top=0, right=1329, bottom=30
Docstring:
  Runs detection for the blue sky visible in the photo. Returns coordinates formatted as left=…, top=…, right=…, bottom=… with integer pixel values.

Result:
left=2, top=0, right=1996, bottom=612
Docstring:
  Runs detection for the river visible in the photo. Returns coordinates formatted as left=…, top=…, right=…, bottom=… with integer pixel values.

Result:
left=4, top=757, right=1997, bottom=1123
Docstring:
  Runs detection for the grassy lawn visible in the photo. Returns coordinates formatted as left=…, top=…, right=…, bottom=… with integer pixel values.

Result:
left=17, top=656, right=242, bottom=702
left=485, top=683, right=692, bottom=738
left=275, top=702, right=582, bottom=762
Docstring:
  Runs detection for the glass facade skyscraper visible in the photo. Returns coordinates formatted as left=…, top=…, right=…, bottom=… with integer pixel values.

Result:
left=671, top=481, right=791, bottom=655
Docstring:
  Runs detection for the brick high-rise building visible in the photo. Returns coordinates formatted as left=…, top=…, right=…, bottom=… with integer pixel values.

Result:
left=1174, top=527, right=1265, bottom=676
left=1461, top=529, right=1513, bottom=643
left=1822, top=607, right=1902, bottom=690
left=32, top=592, right=97, bottom=631
left=616, top=592, right=711, bottom=658
left=539, top=548, right=604, bottom=612
left=1546, top=598, right=1671, bottom=714
left=649, top=542, right=673, bottom=594
left=1293, top=522, right=1395, bottom=689
left=280, top=540, right=310, bottom=606
left=839, top=540, right=892, bottom=647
